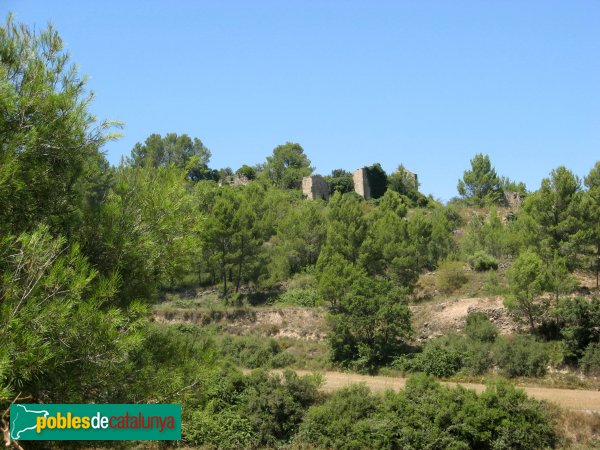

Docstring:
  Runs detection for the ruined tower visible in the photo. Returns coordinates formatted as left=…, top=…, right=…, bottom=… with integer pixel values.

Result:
left=353, top=168, right=371, bottom=199
left=302, top=175, right=330, bottom=200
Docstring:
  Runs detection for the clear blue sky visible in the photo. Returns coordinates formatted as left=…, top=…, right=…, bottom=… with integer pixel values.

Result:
left=3, top=1, right=599, bottom=201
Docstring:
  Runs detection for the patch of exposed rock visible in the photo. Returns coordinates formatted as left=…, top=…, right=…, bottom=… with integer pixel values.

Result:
left=155, top=306, right=327, bottom=341
left=411, top=296, right=517, bottom=343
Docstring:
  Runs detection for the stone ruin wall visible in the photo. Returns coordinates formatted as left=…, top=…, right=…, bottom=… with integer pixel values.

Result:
left=353, top=168, right=371, bottom=199
left=302, top=175, right=330, bottom=200
left=503, top=191, right=522, bottom=209
left=304, top=166, right=418, bottom=201
left=402, top=168, right=418, bottom=189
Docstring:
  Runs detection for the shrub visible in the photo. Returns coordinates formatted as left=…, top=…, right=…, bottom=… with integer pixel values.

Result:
left=581, top=342, right=600, bottom=375
left=439, top=334, right=496, bottom=375
left=550, top=297, right=600, bottom=361
left=394, top=342, right=463, bottom=377
left=465, top=312, right=499, bottom=343
left=294, top=384, right=378, bottom=449
left=295, top=374, right=557, bottom=450
left=545, top=340, right=567, bottom=368
left=185, top=367, right=321, bottom=448
left=186, top=409, right=257, bottom=449
left=276, top=287, right=321, bottom=307
left=271, top=351, right=296, bottom=368
left=328, top=277, right=412, bottom=374
left=483, top=270, right=504, bottom=295
left=468, top=250, right=499, bottom=271
left=242, top=369, right=322, bottom=446
left=461, top=340, right=495, bottom=375
left=219, top=335, right=282, bottom=368
left=495, top=335, right=549, bottom=377
left=436, top=260, right=469, bottom=294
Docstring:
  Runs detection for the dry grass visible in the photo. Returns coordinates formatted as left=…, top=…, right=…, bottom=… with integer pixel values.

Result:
left=277, top=337, right=331, bottom=371
left=282, top=369, right=600, bottom=412
left=548, top=404, right=600, bottom=449
left=154, top=305, right=328, bottom=342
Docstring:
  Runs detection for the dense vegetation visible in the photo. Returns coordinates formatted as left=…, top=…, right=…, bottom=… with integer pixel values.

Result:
left=1, top=15, right=599, bottom=449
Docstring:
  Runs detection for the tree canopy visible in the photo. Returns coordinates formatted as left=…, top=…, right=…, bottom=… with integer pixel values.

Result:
left=128, top=132, right=215, bottom=181
left=262, top=142, right=313, bottom=189
left=457, top=153, right=502, bottom=205
left=0, top=14, right=119, bottom=237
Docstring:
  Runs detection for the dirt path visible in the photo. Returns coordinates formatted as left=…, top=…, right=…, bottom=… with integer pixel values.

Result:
left=284, top=370, right=600, bottom=413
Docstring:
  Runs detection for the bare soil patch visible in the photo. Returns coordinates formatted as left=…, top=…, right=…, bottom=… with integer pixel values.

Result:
left=410, top=296, right=517, bottom=342
left=155, top=306, right=328, bottom=341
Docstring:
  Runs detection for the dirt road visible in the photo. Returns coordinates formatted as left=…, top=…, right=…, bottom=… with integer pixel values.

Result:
left=284, top=370, right=600, bottom=413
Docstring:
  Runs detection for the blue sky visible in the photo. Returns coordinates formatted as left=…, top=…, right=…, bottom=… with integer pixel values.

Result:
left=3, top=1, right=599, bottom=201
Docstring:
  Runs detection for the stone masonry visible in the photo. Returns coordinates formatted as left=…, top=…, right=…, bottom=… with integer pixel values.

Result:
left=503, top=191, right=522, bottom=209
left=402, top=168, right=418, bottom=188
left=353, top=168, right=371, bottom=199
left=302, top=175, right=330, bottom=200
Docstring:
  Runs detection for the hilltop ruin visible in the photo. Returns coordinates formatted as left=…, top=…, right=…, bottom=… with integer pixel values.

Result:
left=352, top=168, right=371, bottom=199
left=302, top=166, right=418, bottom=200
left=301, top=174, right=330, bottom=200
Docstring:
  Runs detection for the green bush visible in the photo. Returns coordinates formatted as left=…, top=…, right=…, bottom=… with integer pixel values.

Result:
left=483, top=270, right=504, bottom=295
left=468, top=250, right=499, bottom=271
left=436, top=260, right=469, bottom=294
left=295, top=374, right=557, bottom=450
left=328, top=277, right=412, bottom=374
left=294, top=384, right=379, bottom=449
left=393, top=334, right=498, bottom=377
left=461, top=340, right=495, bottom=375
left=396, top=332, right=554, bottom=379
left=465, top=312, right=499, bottom=342
left=545, top=340, right=567, bottom=368
left=242, top=369, right=322, bottom=446
left=581, top=342, right=600, bottom=375
left=185, top=367, right=321, bottom=448
left=548, top=297, right=600, bottom=361
left=186, top=409, right=257, bottom=449
left=276, top=287, right=321, bottom=307
left=393, top=342, right=463, bottom=377
left=219, top=335, right=282, bottom=368
left=495, top=335, right=549, bottom=377
left=271, top=351, right=296, bottom=368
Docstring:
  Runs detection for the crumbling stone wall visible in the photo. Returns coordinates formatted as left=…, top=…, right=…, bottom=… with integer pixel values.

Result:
left=402, top=168, right=418, bottom=189
left=353, top=168, right=371, bottom=199
left=503, top=191, right=522, bottom=209
left=302, top=175, right=329, bottom=200
left=219, top=174, right=250, bottom=187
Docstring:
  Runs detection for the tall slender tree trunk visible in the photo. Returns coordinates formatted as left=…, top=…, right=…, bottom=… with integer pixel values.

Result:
left=527, top=303, right=536, bottom=333
left=221, top=242, right=227, bottom=297
left=596, top=243, right=599, bottom=289
left=236, top=236, right=245, bottom=293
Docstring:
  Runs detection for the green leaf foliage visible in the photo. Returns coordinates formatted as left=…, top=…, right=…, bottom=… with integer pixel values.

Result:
left=505, top=250, right=549, bottom=331
left=295, top=375, right=556, bottom=450
left=465, top=312, right=499, bottom=343
left=0, top=226, right=146, bottom=403
left=457, top=154, right=503, bottom=206
left=0, top=14, right=119, bottom=238
left=328, top=276, right=412, bottom=373
left=262, top=142, right=313, bottom=189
